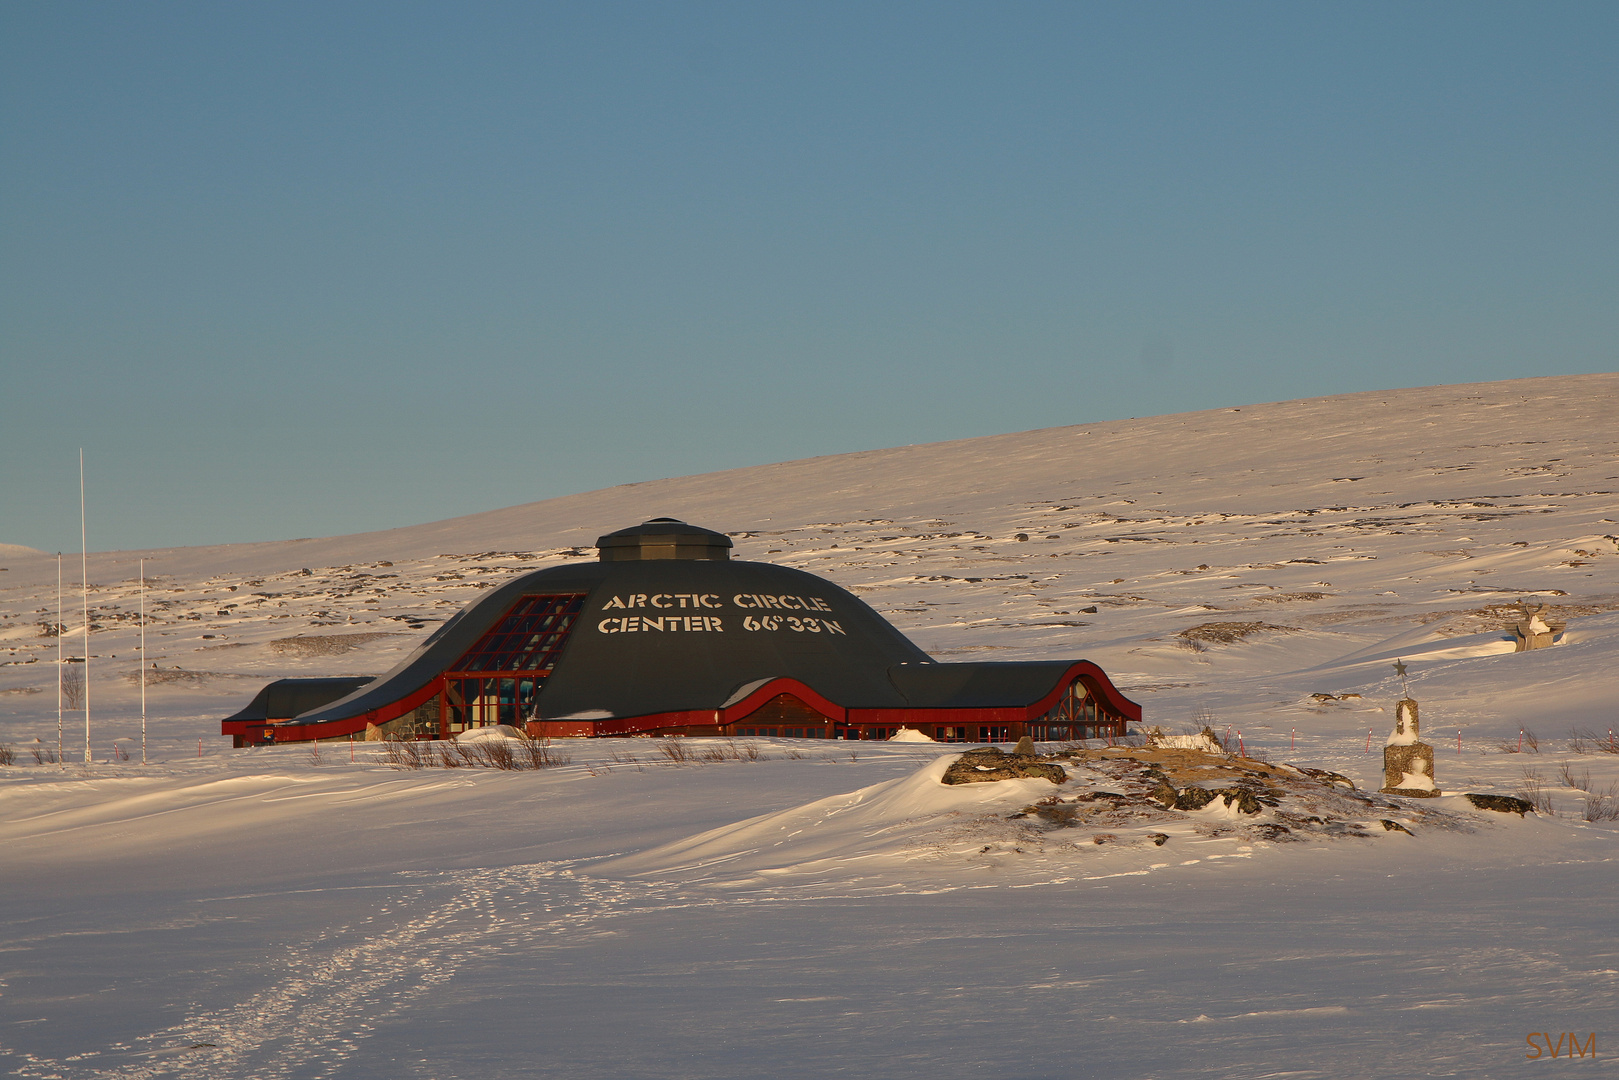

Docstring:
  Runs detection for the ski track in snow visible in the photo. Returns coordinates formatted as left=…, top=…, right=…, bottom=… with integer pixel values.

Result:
left=3, top=864, right=643, bottom=1080
left=3, top=853, right=1080, bottom=1080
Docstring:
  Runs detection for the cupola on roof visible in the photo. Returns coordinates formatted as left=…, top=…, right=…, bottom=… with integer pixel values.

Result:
left=596, top=518, right=733, bottom=562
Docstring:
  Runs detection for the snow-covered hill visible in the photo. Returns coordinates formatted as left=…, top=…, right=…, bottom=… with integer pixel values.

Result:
left=2, top=373, right=1616, bottom=1078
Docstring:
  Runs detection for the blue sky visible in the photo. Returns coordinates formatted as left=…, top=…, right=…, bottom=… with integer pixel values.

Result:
left=3, top=2, right=1615, bottom=552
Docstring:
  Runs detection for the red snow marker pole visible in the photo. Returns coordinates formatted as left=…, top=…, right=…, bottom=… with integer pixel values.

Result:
left=1237, top=730, right=1245, bottom=756
left=1366, top=729, right=1373, bottom=753
left=1291, top=727, right=1296, bottom=750
left=198, top=739, right=202, bottom=758
left=1517, top=728, right=1523, bottom=752
left=1457, top=729, right=1461, bottom=754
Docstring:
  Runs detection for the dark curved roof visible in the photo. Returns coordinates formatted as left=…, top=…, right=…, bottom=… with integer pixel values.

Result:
left=286, top=555, right=931, bottom=728
left=222, top=676, right=374, bottom=725
left=888, top=661, right=1096, bottom=709
left=239, top=517, right=1141, bottom=739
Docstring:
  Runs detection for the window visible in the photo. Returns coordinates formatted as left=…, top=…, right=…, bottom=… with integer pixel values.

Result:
left=741, top=693, right=831, bottom=731
left=445, top=594, right=585, bottom=730
left=1038, top=680, right=1122, bottom=741
left=453, top=594, right=585, bottom=673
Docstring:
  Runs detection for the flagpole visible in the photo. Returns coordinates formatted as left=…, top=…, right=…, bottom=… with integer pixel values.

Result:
left=81, top=449, right=90, bottom=764
left=140, top=557, right=147, bottom=764
left=57, top=553, right=63, bottom=766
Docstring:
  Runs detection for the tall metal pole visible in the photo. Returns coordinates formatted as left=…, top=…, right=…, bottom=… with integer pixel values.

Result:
left=140, top=557, right=147, bottom=764
left=81, top=449, right=90, bottom=764
left=57, top=553, right=63, bottom=766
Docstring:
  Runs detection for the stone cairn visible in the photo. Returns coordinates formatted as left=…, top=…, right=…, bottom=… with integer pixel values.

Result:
left=1381, top=698, right=1439, bottom=798
left=1512, top=601, right=1566, bottom=652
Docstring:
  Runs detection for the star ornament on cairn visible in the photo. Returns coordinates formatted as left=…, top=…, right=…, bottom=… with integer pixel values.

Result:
left=1381, top=659, right=1439, bottom=798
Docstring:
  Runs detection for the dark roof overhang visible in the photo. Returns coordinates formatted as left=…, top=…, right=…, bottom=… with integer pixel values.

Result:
left=220, top=676, right=375, bottom=734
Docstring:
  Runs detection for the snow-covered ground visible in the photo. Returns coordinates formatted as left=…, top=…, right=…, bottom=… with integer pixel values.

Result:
left=2, top=374, right=1617, bottom=1078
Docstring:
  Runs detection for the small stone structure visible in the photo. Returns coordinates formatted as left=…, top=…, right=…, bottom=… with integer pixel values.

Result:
left=1381, top=698, right=1439, bottom=798
left=1512, top=602, right=1566, bottom=651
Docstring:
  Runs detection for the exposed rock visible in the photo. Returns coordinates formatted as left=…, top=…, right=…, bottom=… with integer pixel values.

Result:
left=942, top=746, right=1068, bottom=786
left=269, top=632, right=399, bottom=657
left=1172, top=787, right=1219, bottom=811
left=1172, top=786, right=1274, bottom=815
left=1297, top=767, right=1357, bottom=791
left=969, top=743, right=1480, bottom=850
left=1177, top=621, right=1300, bottom=646
left=1466, top=793, right=1535, bottom=816
left=1380, top=819, right=1414, bottom=835
left=1013, top=799, right=1082, bottom=825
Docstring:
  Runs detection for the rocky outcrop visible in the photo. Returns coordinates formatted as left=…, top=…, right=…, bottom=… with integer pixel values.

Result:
left=1465, top=793, right=1535, bottom=815
left=1296, top=767, right=1357, bottom=791
left=1168, top=785, right=1277, bottom=815
left=942, top=746, right=1068, bottom=786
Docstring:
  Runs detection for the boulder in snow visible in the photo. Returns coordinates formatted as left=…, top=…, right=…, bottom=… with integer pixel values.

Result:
left=942, top=746, right=1067, bottom=786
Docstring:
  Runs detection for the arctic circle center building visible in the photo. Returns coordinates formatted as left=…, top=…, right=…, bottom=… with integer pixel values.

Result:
left=223, top=519, right=1141, bottom=746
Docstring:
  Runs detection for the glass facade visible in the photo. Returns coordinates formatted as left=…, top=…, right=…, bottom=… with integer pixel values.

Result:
left=444, top=594, right=586, bottom=732
left=1029, top=680, right=1121, bottom=741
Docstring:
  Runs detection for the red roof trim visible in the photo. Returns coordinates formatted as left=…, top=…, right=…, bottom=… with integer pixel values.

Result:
left=718, top=678, right=849, bottom=724
left=254, top=663, right=1141, bottom=743
left=1021, top=661, right=1142, bottom=722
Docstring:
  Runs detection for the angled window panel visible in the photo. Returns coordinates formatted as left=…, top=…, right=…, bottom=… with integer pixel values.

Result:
left=446, top=593, right=589, bottom=728
left=465, top=595, right=585, bottom=671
